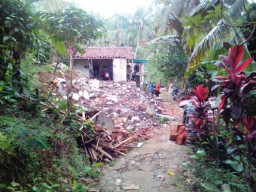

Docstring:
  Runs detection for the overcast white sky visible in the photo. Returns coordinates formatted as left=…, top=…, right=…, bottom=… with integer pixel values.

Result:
left=72, top=0, right=152, bottom=16
left=71, top=0, right=256, bottom=16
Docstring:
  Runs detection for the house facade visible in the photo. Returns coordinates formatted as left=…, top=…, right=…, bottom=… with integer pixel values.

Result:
left=73, top=47, right=133, bottom=82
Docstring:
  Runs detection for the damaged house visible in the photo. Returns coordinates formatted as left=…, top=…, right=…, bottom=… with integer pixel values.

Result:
left=73, top=47, right=133, bottom=82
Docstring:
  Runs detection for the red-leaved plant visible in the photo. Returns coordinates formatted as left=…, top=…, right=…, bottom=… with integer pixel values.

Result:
left=185, top=85, right=211, bottom=143
left=215, top=45, right=254, bottom=113
left=214, top=45, right=256, bottom=190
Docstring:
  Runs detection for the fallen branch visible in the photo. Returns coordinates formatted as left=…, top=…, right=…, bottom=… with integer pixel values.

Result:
left=90, top=111, right=102, bottom=122
left=113, top=149, right=126, bottom=156
left=91, top=144, right=113, bottom=161
left=114, top=137, right=134, bottom=148
left=53, top=109, right=70, bottom=134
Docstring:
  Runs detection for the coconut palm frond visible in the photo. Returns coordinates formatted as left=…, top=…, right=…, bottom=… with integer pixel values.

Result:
left=170, top=0, right=189, bottom=17
left=188, top=20, right=230, bottom=68
left=227, top=0, right=247, bottom=19
left=187, top=0, right=251, bottom=69
left=223, top=14, right=251, bottom=61
left=169, top=13, right=184, bottom=36
left=186, top=0, right=201, bottom=13
left=189, top=0, right=219, bottom=16
left=155, top=5, right=173, bottom=36
left=147, top=35, right=180, bottom=44
left=153, top=0, right=170, bottom=6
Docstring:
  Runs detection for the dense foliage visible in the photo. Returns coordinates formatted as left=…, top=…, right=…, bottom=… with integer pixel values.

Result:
left=145, top=42, right=188, bottom=85
left=1, top=0, right=256, bottom=191
left=184, top=45, right=256, bottom=191
left=180, top=1, right=256, bottom=191
left=0, top=0, right=103, bottom=191
left=0, top=0, right=36, bottom=89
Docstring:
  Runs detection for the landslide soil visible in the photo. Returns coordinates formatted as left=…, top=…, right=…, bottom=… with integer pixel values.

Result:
left=95, top=92, right=189, bottom=192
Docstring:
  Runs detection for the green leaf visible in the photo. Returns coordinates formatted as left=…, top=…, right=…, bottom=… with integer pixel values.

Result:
left=52, top=39, right=68, bottom=57
left=11, top=181, right=20, bottom=187
left=14, top=91, right=20, bottom=98
left=194, top=149, right=206, bottom=159
left=248, top=90, right=256, bottom=97
left=210, top=71, right=218, bottom=79
left=182, top=20, right=194, bottom=27
left=225, top=160, right=243, bottom=172
left=72, top=180, right=77, bottom=189
left=51, top=183, right=60, bottom=188
left=23, top=87, right=30, bottom=97
left=201, top=182, right=221, bottom=192
left=93, top=162, right=104, bottom=167
left=233, top=155, right=241, bottom=161
left=221, top=184, right=231, bottom=192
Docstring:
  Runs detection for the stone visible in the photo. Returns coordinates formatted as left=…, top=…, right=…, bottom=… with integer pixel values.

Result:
left=146, top=106, right=155, bottom=117
left=130, top=160, right=136, bottom=165
left=131, top=116, right=140, bottom=122
left=156, top=107, right=164, bottom=113
left=90, top=79, right=100, bottom=89
left=121, top=182, right=140, bottom=190
left=115, top=179, right=122, bottom=187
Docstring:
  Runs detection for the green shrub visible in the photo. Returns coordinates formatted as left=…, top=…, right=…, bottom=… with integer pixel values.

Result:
left=183, top=150, right=247, bottom=192
left=0, top=112, right=99, bottom=191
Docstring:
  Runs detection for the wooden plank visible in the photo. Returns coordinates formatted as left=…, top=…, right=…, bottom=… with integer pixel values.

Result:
left=114, top=137, right=134, bottom=148
left=91, top=144, right=113, bottom=160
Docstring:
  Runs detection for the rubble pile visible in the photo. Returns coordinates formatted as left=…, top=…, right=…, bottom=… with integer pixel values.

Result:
left=39, top=70, right=172, bottom=162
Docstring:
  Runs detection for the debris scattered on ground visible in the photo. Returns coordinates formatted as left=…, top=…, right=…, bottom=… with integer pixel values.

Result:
left=38, top=70, right=181, bottom=162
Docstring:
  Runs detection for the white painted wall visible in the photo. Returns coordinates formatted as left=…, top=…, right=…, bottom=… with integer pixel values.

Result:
left=74, top=59, right=90, bottom=78
left=113, top=59, right=127, bottom=82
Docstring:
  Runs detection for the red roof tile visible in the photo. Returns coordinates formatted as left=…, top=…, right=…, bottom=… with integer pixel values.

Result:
left=74, top=47, right=133, bottom=59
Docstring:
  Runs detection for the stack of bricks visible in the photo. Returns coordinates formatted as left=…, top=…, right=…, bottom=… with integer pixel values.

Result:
left=169, top=125, right=188, bottom=145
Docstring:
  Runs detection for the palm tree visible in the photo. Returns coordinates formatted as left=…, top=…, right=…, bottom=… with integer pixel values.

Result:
left=154, top=0, right=253, bottom=69
left=126, top=8, right=155, bottom=58
left=187, top=0, right=252, bottom=68
left=153, top=0, right=200, bottom=37
left=107, top=14, right=131, bottom=46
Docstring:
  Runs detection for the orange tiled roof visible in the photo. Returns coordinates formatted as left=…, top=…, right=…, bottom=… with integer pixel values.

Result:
left=73, top=47, right=133, bottom=59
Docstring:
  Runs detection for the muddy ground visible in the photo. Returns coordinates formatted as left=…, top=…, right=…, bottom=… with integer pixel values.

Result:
left=94, top=92, right=190, bottom=192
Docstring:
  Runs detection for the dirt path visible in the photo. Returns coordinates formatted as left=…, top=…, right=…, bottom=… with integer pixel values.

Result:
left=95, top=92, right=189, bottom=192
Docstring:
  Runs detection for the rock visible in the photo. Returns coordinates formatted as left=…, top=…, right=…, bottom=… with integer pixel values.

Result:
left=157, top=175, right=165, bottom=181
left=90, top=79, right=100, bottom=89
left=106, top=96, right=118, bottom=102
left=156, top=107, right=164, bottom=113
left=131, top=116, right=140, bottom=122
left=56, top=78, right=67, bottom=96
left=121, top=182, right=140, bottom=190
left=72, top=92, right=80, bottom=101
left=115, top=179, right=122, bottom=187
left=130, top=160, right=136, bottom=165
left=137, top=142, right=144, bottom=147
left=82, top=90, right=90, bottom=99
left=88, top=188, right=99, bottom=192
left=155, top=113, right=177, bottom=120
left=146, top=106, right=155, bottom=117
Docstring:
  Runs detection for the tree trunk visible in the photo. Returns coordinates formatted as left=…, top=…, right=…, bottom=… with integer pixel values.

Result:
left=0, top=37, right=8, bottom=81
left=12, top=50, right=21, bottom=90
left=134, top=24, right=142, bottom=59
left=0, top=56, right=8, bottom=81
